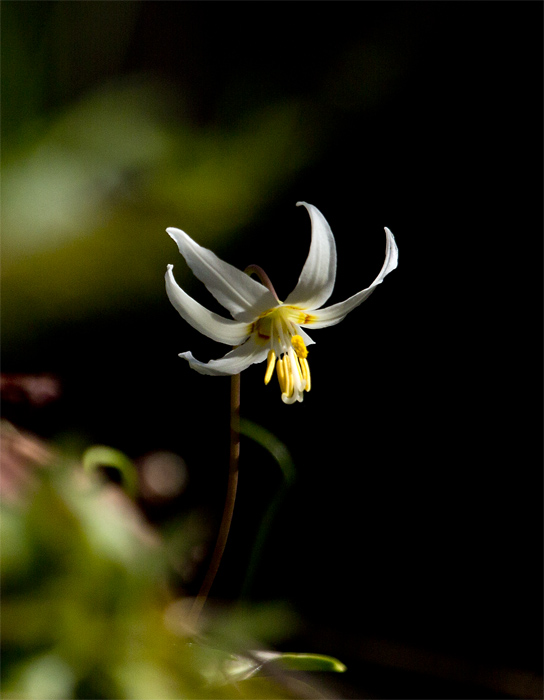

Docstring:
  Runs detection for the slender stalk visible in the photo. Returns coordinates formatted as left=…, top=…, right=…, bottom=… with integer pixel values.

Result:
left=188, top=372, right=241, bottom=627
left=244, top=264, right=280, bottom=302
left=238, top=419, right=296, bottom=600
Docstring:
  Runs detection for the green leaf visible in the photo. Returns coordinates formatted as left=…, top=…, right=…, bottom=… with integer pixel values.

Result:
left=262, top=652, right=347, bottom=673
left=239, top=419, right=296, bottom=485
left=231, top=649, right=348, bottom=681
left=82, top=445, right=138, bottom=498
left=190, top=644, right=347, bottom=686
left=238, top=420, right=296, bottom=598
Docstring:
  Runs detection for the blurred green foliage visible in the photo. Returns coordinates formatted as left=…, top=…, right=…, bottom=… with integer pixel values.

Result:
left=2, top=0, right=323, bottom=347
left=2, top=73, right=316, bottom=343
left=2, top=427, right=193, bottom=699
left=1, top=423, right=344, bottom=699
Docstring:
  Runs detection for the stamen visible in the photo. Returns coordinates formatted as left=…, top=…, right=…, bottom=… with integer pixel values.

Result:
left=257, top=310, right=313, bottom=401
left=282, top=355, right=293, bottom=398
left=291, top=335, right=308, bottom=359
left=276, top=357, right=287, bottom=395
left=300, top=357, right=311, bottom=392
left=292, top=351, right=304, bottom=382
left=264, top=349, right=276, bottom=384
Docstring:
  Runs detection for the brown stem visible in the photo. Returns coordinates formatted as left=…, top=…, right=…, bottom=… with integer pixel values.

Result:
left=244, top=264, right=280, bottom=302
left=188, top=372, right=241, bottom=628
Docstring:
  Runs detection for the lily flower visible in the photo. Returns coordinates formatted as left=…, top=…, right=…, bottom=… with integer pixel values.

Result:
left=166, top=202, right=398, bottom=404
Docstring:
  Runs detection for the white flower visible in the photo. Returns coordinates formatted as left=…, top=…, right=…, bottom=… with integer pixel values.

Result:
left=166, top=202, right=398, bottom=404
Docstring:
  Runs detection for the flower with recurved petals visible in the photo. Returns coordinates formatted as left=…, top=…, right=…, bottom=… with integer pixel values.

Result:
left=165, top=202, right=398, bottom=404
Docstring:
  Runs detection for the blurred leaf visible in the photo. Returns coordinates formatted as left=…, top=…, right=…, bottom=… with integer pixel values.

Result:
left=257, top=652, right=347, bottom=674
left=240, top=419, right=295, bottom=486
left=190, top=644, right=346, bottom=686
left=1, top=507, right=33, bottom=580
left=239, top=420, right=296, bottom=599
left=1, top=440, right=335, bottom=699
left=2, top=77, right=320, bottom=349
left=10, top=653, right=76, bottom=700
left=82, top=444, right=138, bottom=498
left=2, top=76, right=176, bottom=261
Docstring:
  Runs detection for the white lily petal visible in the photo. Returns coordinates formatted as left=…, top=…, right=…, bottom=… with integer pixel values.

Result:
left=167, top=227, right=276, bottom=321
left=303, top=227, right=398, bottom=329
left=179, top=338, right=269, bottom=376
left=166, top=265, right=251, bottom=345
left=283, top=202, right=337, bottom=309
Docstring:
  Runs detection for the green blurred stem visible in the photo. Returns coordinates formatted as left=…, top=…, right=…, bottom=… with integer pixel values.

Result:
left=189, top=372, right=241, bottom=627
left=239, top=419, right=295, bottom=600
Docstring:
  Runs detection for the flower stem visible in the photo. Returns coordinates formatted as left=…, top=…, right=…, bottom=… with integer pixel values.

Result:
left=244, top=264, right=280, bottom=302
left=189, top=372, right=241, bottom=627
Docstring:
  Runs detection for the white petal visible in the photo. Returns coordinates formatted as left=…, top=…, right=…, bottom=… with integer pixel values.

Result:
left=166, top=265, right=251, bottom=345
left=167, top=227, right=276, bottom=321
left=303, top=227, right=398, bottom=329
left=179, top=338, right=269, bottom=376
left=283, top=202, right=337, bottom=309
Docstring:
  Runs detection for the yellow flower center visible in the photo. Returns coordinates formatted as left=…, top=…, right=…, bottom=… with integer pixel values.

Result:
left=253, top=305, right=308, bottom=342
left=254, top=304, right=312, bottom=403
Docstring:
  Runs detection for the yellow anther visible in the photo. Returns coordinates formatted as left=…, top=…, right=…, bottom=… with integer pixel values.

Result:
left=276, top=357, right=287, bottom=395
left=282, top=354, right=293, bottom=398
left=291, top=334, right=308, bottom=359
left=264, top=349, right=276, bottom=384
left=264, top=336, right=311, bottom=400
left=300, top=357, right=311, bottom=392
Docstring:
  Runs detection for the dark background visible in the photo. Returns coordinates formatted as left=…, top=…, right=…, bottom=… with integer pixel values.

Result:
left=2, top=2, right=542, bottom=698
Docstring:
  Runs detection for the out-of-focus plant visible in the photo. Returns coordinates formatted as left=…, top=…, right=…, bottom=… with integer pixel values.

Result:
left=1, top=421, right=345, bottom=699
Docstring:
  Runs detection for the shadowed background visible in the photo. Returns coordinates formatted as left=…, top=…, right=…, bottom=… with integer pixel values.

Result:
left=2, top=2, right=542, bottom=698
